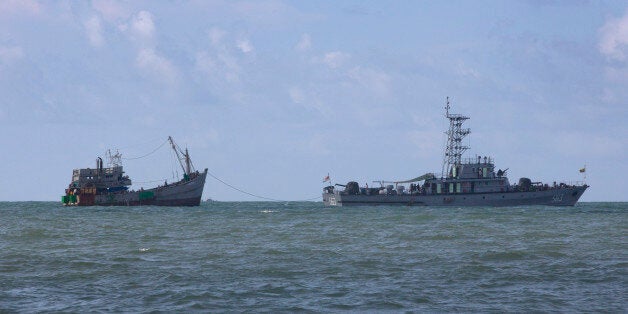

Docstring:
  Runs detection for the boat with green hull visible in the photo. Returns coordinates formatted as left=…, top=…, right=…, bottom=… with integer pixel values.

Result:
left=62, top=136, right=207, bottom=206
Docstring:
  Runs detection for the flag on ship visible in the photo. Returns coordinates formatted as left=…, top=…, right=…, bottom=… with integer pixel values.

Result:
left=323, top=174, right=330, bottom=183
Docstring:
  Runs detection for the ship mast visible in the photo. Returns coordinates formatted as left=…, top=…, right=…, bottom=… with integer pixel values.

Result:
left=441, top=97, right=470, bottom=178
left=185, top=148, right=191, bottom=175
left=168, top=136, right=193, bottom=177
left=106, top=149, right=123, bottom=167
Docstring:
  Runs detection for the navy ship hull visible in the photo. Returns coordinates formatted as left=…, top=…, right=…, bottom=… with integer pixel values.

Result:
left=323, top=185, right=587, bottom=207
left=322, top=99, right=589, bottom=207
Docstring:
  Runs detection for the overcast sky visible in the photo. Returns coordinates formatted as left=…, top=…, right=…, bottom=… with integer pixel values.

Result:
left=1, top=0, right=626, bottom=202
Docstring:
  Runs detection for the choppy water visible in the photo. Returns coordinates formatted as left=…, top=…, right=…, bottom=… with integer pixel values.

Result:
left=0, top=202, right=626, bottom=312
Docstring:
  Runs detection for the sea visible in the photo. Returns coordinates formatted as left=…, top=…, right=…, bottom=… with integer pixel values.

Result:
left=0, top=201, right=625, bottom=312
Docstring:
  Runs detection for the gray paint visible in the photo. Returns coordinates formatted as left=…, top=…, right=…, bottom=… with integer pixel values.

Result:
left=323, top=100, right=589, bottom=207
left=323, top=185, right=587, bottom=207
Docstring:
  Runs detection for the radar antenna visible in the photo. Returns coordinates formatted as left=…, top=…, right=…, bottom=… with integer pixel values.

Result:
left=441, top=97, right=470, bottom=178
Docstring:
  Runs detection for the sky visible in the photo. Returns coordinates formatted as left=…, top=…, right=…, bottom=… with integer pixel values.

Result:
left=0, top=0, right=626, bottom=202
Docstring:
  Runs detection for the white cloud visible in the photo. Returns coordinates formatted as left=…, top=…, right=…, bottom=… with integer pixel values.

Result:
left=217, top=52, right=241, bottom=82
left=92, top=0, right=130, bottom=23
left=287, top=86, right=332, bottom=117
left=195, top=50, right=241, bottom=85
left=0, top=46, right=24, bottom=66
left=347, top=66, right=391, bottom=98
left=130, top=11, right=155, bottom=43
left=599, top=10, right=628, bottom=61
left=136, top=48, right=178, bottom=85
left=289, top=87, right=305, bottom=104
left=236, top=39, right=253, bottom=53
left=455, top=60, right=481, bottom=79
left=84, top=16, right=104, bottom=48
left=197, top=27, right=246, bottom=84
left=296, top=33, right=311, bottom=51
left=321, top=51, right=350, bottom=69
left=208, top=27, right=226, bottom=46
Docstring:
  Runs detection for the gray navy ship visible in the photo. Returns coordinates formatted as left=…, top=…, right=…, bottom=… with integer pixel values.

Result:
left=323, top=98, right=588, bottom=207
left=62, top=136, right=207, bottom=206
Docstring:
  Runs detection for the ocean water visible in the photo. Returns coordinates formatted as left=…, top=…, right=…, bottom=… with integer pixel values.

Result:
left=0, top=202, right=625, bottom=312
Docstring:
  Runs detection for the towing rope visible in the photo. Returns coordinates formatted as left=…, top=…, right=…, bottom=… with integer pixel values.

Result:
left=206, top=170, right=321, bottom=202
left=122, top=139, right=169, bottom=160
left=117, top=137, right=322, bottom=202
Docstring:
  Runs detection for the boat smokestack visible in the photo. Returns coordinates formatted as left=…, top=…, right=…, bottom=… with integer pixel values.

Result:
left=97, top=157, right=103, bottom=173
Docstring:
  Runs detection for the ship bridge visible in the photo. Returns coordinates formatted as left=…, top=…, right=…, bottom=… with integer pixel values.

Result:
left=70, top=157, right=131, bottom=189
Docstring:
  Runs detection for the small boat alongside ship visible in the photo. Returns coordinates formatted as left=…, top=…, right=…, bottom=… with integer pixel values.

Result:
left=323, top=98, right=588, bottom=207
left=62, top=136, right=207, bottom=206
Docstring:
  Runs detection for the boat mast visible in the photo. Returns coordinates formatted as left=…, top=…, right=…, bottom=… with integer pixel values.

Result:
left=185, top=148, right=191, bottom=175
left=441, top=97, right=470, bottom=178
left=168, top=136, right=189, bottom=176
left=106, top=149, right=123, bottom=167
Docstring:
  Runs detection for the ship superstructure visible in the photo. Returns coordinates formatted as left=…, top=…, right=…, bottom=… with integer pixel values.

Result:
left=323, top=98, right=588, bottom=206
left=62, top=136, right=207, bottom=206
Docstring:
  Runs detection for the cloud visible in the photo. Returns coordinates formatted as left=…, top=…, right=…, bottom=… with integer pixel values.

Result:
left=347, top=66, right=391, bottom=98
left=208, top=27, right=226, bottom=45
left=295, top=33, right=311, bottom=51
left=455, top=60, right=481, bottom=79
left=195, top=28, right=246, bottom=85
left=195, top=50, right=241, bottom=87
left=288, top=86, right=332, bottom=117
left=84, top=16, right=105, bottom=47
left=236, top=39, right=253, bottom=53
left=288, top=87, right=305, bottom=104
left=599, top=10, right=628, bottom=61
left=130, top=10, right=155, bottom=43
left=92, top=0, right=130, bottom=23
left=136, top=48, right=179, bottom=85
left=321, top=51, right=350, bottom=69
